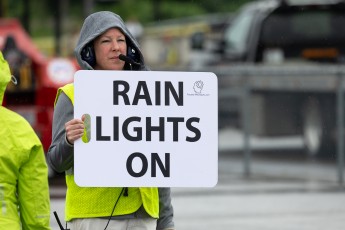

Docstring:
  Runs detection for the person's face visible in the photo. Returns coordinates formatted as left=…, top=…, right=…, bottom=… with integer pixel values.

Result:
left=93, top=28, right=127, bottom=70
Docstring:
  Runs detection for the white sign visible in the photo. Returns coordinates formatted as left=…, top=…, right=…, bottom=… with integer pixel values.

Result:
left=74, top=70, right=218, bottom=187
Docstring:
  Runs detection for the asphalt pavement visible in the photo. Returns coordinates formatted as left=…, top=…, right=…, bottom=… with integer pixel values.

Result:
left=49, top=128, right=345, bottom=230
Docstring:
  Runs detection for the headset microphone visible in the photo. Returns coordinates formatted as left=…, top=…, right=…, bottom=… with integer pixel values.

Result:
left=119, top=54, right=141, bottom=67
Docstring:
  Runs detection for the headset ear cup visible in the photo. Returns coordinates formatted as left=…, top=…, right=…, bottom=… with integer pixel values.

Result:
left=126, top=38, right=141, bottom=65
left=81, top=45, right=96, bottom=67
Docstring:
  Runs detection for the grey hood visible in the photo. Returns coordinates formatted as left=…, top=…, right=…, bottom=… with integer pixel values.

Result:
left=74, top=11, right=146, bottom=70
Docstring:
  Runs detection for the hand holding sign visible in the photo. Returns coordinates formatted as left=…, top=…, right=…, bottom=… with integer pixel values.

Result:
left=65, top=117, right=85, bottom=144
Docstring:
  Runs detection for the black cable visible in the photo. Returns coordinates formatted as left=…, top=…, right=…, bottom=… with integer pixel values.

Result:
left=53, top=211, right=69, bottom=230
left=103, top=187, right=125, bottom=230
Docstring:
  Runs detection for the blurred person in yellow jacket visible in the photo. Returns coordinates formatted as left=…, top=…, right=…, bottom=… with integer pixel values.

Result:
left=0, top=51, right=51, bottom=229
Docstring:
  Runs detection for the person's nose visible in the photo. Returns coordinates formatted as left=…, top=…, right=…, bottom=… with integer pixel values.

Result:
left=112, top=40, right=120, bottom=51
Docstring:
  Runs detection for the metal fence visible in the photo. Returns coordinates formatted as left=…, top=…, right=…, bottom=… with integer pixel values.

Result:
left=215, top=64, right=345, bottom=186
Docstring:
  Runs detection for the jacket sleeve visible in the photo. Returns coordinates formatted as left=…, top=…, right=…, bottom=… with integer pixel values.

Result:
left=47, top=92, right=74, bottom=173
left=157, top=187, right=175, bottom=230
left=17, top=130, right=51, bottom=230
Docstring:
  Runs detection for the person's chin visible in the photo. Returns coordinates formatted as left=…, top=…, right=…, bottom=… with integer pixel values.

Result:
left=108, top=65, right=123, bottom=71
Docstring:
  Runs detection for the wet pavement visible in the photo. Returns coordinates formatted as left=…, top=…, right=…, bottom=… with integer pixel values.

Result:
left=49, top=128, right=345, bottom=230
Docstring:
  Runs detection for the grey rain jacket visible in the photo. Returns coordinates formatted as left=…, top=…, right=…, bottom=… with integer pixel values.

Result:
left=47, top=11, right=174, bottom=230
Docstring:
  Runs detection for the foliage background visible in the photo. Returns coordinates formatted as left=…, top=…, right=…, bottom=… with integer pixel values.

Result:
left=4, top=0, right=253, bottom=37
left=1, top=0, right=253, bottom=56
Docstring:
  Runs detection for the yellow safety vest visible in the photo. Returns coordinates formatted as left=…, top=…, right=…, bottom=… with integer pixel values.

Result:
left=56, top=83, right=159, bottom=221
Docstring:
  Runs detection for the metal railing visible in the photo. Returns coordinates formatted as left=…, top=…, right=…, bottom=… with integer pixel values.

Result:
left=216, top=64, right=345, bottom=186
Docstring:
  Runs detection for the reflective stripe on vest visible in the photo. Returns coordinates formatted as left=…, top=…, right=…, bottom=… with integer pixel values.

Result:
left=56, top=83, right=159, bottom=221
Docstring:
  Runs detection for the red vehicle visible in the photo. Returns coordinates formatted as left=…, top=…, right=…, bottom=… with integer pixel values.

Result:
left=0, top=19, right=77, bottom=163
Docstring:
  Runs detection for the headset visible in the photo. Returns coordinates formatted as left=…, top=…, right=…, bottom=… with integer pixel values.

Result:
left=81, top=43, right=96, bottom=67
left=126, top=43, right=141, bottom=65
left=81, top=39, right=141, bottom=69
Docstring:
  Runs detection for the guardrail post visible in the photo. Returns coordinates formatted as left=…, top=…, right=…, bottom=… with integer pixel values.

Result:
left=337, top=70, right=344, bottom=186
left=242, top=76, right=251, bottom=177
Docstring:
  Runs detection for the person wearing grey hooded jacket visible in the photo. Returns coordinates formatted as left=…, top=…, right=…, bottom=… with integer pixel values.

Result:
left=47, top=11, right=174, bottom=230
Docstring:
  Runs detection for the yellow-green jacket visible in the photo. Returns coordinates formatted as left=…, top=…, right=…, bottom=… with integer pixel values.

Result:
left=0, top=52, right=51, bottom=230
